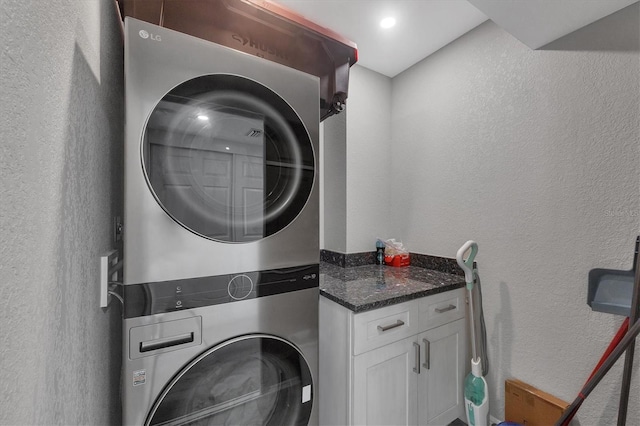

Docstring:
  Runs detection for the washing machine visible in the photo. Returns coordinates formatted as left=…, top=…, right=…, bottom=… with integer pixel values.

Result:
left=122, top=17, right=320, bottom=425
left=121, top=267, right=318, bottom=425
left=123, top=17, right=319, bottom=285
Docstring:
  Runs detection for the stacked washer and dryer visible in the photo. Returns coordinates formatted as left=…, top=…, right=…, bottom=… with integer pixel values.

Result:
left=121, top=17, right=323, bottom=425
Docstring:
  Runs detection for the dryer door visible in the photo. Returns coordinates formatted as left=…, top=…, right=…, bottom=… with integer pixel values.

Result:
left=143, top=74, right=315, bottom=243
left=146, top=335, right=314, bottom=426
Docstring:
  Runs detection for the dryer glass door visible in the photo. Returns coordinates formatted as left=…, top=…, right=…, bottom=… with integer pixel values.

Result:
left=143, top=74, right=315, bottom=243
left=146, top=335, right=313, bottom=426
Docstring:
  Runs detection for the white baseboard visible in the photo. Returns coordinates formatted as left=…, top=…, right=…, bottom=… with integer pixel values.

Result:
left=490, top=415, right=502, bottom=425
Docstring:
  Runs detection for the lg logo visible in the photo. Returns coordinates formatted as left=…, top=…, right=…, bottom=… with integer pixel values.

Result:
left=139, top=29, right=161, bottom=41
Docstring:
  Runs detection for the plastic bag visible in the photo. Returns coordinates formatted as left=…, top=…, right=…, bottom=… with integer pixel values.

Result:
left=382, top=238, right=410, bottom=267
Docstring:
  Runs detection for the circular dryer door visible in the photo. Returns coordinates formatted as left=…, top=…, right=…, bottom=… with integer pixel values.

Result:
left=143, top=74, right=315, bottom=243
left=146, top=335, right=314, bottom=426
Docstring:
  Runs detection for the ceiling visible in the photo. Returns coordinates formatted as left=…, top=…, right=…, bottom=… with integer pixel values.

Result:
left=272, top=0, right=639, bottom=78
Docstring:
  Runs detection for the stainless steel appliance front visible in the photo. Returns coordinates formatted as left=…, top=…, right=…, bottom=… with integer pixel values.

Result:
left=124, top=18, right=319, bottom=284
left=122, top=286, right=319, bottom=426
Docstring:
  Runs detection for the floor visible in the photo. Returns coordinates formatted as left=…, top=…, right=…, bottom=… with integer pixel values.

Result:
left=448, top=418, right=500, bottom=426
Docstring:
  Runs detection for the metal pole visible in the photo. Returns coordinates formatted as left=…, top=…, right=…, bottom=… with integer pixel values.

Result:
left=617, top=239, right=640, bottom=425
left=468, top=284, right=478, bottom=361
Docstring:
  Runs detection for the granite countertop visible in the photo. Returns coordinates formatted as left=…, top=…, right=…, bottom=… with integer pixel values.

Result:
left=319, top=262, right=465, bottom=313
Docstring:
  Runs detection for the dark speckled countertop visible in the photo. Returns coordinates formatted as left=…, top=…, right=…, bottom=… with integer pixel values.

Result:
left=319, top=262, right=465, bottom=313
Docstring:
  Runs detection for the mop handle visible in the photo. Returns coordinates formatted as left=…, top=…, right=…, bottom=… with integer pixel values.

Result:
left=457, top=241, right=479, bottom=360
left=457, top=240, right=478, bottom=289
left=468, top=282, right=479, bottom=361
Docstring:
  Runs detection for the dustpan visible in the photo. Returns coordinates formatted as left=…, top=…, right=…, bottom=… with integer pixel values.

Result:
left=587, top=237, right=638, bottom=316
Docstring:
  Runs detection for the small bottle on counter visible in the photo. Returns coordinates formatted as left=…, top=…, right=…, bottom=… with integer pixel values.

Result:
left=375, top=240, right=385, bottom=265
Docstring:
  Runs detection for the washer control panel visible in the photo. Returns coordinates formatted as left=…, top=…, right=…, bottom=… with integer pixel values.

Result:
left=123, top=264, right=319, bottom=318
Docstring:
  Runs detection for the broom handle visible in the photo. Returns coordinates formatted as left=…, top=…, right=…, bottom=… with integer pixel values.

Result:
left=617, top=239, right=640, bottom=425
left=556, top=318, right=640, bottom=426
left=559, top=318, right=629, bottom=426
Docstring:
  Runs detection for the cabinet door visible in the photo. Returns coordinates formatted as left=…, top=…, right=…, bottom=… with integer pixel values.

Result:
left=353, top=336, right=418, bottom=426
left=417, top=318, right=466, bottom=425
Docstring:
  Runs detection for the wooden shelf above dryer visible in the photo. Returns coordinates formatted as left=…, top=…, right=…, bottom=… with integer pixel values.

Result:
left=117, top=0, right=358, bottom=121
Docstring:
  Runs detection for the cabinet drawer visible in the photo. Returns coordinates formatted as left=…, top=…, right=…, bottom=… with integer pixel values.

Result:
left=418, top=288, right=465, bottom=331
left=352, top=300, right=419, bottom=355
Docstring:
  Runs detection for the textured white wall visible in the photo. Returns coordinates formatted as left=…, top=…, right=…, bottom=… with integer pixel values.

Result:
left=390, top=6, right=639, bottom=423
left=0, top=0, right=123, bottom=423
left=345, top=65, right=393, bottom=253
left=322, top=111, right=348, bottom=252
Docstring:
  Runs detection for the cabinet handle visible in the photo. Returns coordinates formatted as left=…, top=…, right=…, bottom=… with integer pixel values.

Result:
left=377, top=319, right=405, bottom=332
left=422, top=338, right=431, bottom=370
left=413, top=341, right=421, bottom=374
left=435, top=304, right=456, bottom=313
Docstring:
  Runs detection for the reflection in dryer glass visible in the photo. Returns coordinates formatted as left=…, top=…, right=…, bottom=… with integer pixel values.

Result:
left=143, top=75, right=315, bottom=243
left=148, top=335, right=312, bottom=425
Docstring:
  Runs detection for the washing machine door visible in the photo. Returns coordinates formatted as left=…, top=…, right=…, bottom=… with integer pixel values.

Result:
left=143, top=74, right=315, bottom=243
left=146, top=335, right=314, bottom=426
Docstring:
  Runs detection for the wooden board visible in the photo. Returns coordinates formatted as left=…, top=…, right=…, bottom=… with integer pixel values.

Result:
left=505, top=378, right=569, bottom=425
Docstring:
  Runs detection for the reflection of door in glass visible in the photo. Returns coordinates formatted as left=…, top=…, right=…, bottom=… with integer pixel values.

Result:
left=143, top=74, right=315, bottom=243
left=234, top=153, right=264, bottom=241
left=147, top=109, right=265, bottom=242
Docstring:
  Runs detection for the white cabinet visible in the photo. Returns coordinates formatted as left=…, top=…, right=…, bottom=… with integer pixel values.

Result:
left=418, top=318, right=466, bottom=425
left=352, top=336, right=418, bottom=425
left=319, top=288, right=466, bottom=426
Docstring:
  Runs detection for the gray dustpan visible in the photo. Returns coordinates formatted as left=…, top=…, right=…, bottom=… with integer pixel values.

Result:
left=587, top=237, right=638, bottom=316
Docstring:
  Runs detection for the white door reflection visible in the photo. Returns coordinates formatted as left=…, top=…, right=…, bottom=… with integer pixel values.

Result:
left=147, top=101, right=266, bottom=242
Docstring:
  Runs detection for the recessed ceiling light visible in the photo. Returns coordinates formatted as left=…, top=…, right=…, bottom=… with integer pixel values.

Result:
left=197, top=115, right=209, bottom=121
left=380, top=17, right=396, bottom=29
